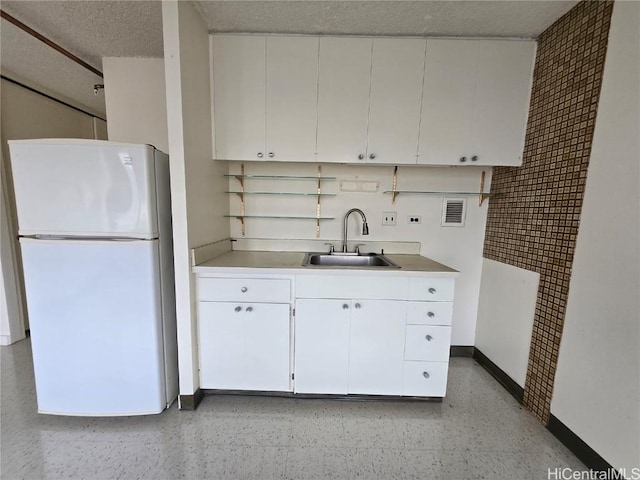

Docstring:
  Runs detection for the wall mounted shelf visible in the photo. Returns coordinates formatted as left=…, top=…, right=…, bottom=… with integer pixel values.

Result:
left=225, top=165, right=335, bottom=236
left=386, top=167, right=494, bottom=206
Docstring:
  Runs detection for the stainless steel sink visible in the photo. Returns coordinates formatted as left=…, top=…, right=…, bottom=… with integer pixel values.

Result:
left=302, top=252, right=400, bottom=268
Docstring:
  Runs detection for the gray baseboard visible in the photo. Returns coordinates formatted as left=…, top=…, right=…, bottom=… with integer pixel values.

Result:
left=472, top=347, right=524, bottom=404
left=178, top=389, right=204, bottom=410
left=450, top=346, right=474, bottom=357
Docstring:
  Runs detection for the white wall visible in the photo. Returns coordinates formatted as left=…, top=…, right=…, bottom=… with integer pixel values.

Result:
left=1, top=78, right=99, bottom=344
left=226, top=162, right=491, bottom=345
left=103, top=57, right=168, bottom=152
left=551, top=1, right=640, bottom=471
left=162, top=1, right=230, bottom=397
left=475, top=259, right=539, bottom=386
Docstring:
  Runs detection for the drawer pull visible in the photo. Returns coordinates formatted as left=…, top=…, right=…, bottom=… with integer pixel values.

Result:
left=427, top=311, right=435, bottom=318
left=355, top=303, right=361, bottom=309
left=234, top=306, right=242, bottom=313
left=428, top=288, right=436, bottom=294
left=342, top=304, right=349, bottom=310
left=246, top=306, right=253, bottom=313
left=422, top=371, right=430, bottom=379
left=425, top=334, right=433, bottom=342
left=241, top=287, right=248, bottom=293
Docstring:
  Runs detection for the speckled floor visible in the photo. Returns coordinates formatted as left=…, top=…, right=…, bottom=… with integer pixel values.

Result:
left=1, top=338, right=584, bottom=480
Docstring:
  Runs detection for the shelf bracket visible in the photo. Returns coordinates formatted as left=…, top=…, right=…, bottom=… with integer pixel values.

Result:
left=479, top=170, right=490, bottom=206
left=391, top=166, right=399, bottom=204
left=316, top=165, right=322, bottom=237
left=239, top=164, right=246, bottom=235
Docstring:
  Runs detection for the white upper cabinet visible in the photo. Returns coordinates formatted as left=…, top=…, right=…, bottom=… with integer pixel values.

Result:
left=266, top=36, right=319, bottom=162
left=366, top=38, right=426, bottom=165
left=212, top=35, right=319, bottom=161
left=211, top=35, right=266, bottom=161
left=418, top=39, right=535, bottom=166
left=316, top=37, right=372, bottom=164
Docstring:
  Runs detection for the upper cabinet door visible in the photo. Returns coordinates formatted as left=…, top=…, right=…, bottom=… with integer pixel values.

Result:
left=266, top=36, right=319, bottom=162
left=212, top=35, right=266, bottom=161
left=470, top=40, right=536, bottom=166
left=316, top=37, right=373, bottom=164
left=418, top=39, right=478, bottom=166
left=366, top=38, right=426, bottom=165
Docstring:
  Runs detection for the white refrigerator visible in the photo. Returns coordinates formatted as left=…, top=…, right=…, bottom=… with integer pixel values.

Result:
left=9, top=139, right=178, bottom=416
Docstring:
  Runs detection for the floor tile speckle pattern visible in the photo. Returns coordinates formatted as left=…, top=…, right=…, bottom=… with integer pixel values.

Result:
left=1, top=339, right=584, bottom=479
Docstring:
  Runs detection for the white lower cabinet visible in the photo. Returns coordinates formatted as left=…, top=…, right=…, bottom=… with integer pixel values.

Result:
left=294, top=299, right=350, bottom=394
left=348, top=300, right=406, bottom=395
left=198, top=301, right=291, bottom=391
left=402, top=361, right=449, bottom=397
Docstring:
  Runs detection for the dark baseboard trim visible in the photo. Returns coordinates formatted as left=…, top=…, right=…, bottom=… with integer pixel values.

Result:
left=472, top=348, right=524, bottom=404
left=450, top=346, right=474, bottom=357
left=202, top=389, right=442, bottom=403
left=178, top=389, right=204, bottom=410
left=547, top=414, right=613, bottom=473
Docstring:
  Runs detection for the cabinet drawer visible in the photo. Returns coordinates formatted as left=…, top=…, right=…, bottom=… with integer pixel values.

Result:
left=404, top=325, right=451, bottom=361
left=296, top=275, right=408, bottom=300
left=197, top=277, right=291, bottom=303
left=402, top=361, right=449, bottom=397
left=407, top=302, right=453, bottom=325
left=408, top=277, right=455, bottom=301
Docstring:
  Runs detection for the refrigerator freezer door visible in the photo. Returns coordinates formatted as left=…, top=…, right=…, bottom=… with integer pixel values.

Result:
left=20, top=238, right=167, bottom=416
left=9, top=140, right=159, bottom=238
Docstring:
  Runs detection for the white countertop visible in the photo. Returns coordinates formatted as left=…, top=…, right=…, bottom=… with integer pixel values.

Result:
left=193, top=250, right=458, bottom=277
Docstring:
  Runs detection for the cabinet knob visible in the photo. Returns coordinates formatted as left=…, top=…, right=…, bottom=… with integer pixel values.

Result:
left=471, top=155, right=478, bottom=162
left=425, top=334, right=433, bottom=342
left=369, top=153, right=376, bottom=160
left=358, top=154, right=364, bottom=160
left=234, top=306, right=242, bottom=312
left=241, top=287, right=248, bottom=293
left=342, top=303, right=349, bottom=310
left=246, top=306, right=253, bottom=313
left=427, top=311, right=435, bottom=318
left=257, top=152, right=263, bottom=158
left=268, top=152, right=275, bottom=158
left=459, top=156, right=467, bottom=163
left=355, top=303, right=361, bottom=309
left=422, top=371, right=430, bottom=379
left=428, top=288, right=436, bottom=294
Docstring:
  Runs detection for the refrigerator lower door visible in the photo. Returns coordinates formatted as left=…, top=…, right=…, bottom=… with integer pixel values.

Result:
left=20, top=238, right=167, bottom=416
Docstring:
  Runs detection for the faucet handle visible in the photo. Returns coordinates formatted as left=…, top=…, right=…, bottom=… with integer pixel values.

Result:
left=324, top=242, right=335, bottom=254
left=355, top=243, right=365, bottom=254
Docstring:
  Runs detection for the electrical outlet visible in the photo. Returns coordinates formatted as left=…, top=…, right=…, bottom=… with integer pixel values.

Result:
left=408, top=215, right=422, bottom=224
left=382, top=212, right=397, bottom=226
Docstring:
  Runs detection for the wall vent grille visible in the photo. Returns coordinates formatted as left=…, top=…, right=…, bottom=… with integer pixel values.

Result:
left=442, top=198, right=466, bottom=227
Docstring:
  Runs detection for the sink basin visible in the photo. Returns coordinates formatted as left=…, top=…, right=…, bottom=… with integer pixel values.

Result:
left=302, top=252, right=400, bottom=268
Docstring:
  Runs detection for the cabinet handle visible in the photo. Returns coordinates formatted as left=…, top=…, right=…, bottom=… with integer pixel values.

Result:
left=358, top=154, right=364, bottom=160
left=428, top=288, right=436, bottom=294
left=369, top=153, right=376, bottom=160
left=268, top=152, right=274, bottom=158
left=427, top=311, right=435, bottom=318
left=471, top=155, right=478, bottom=162
left=342, top=303, right=349, bottom=310
left=241, top=287, right=248, bottom=293
left=246, top=306, right=253, bottom=313
left=459, top=156, right=467, bottom=163
left=425, top=334, right=433, bottom=342
left=423, top=371, right=430, bottom=379
left=354, top=303, right=361, bottom=309
left=257, top=152, right=263, bottom=158
left=234, top=306, right=242, bottom=313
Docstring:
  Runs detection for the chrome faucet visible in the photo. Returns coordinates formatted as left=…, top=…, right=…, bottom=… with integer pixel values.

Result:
left=342, top=208, right=369, bottom=253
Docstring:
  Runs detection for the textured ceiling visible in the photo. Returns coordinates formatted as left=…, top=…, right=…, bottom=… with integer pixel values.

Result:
left=0, top=0, right=579, bottom=120
left=195, top=1, right=580, bottom=38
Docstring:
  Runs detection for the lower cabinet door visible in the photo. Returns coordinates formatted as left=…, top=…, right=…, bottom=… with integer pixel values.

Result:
left=294, top=299, right=351, bottom=394
left=244, top=303, right=291, bottom=391
left=348, top=300, right=406, bottom=395
left=198, top=302, right=246, bottom=389
left=402, top=361, right=449, bottom=397
left=198, top=302, right=291, bottom=391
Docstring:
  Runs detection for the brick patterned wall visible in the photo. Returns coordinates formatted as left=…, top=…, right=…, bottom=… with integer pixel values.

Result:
left=483, top=0, right=614, bottom=423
